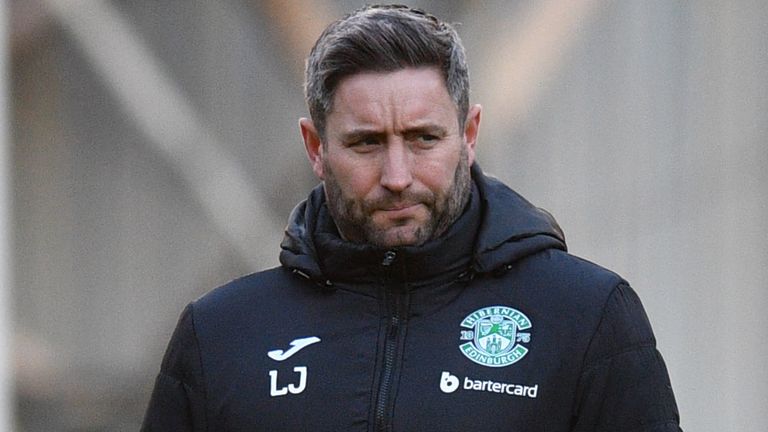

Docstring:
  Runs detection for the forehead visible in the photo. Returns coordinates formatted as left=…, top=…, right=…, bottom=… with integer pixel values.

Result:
left=328, top=67, right=458, bottom=129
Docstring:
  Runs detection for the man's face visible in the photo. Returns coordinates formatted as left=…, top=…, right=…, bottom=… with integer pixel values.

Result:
left=301, top=67, right=481, bottom=248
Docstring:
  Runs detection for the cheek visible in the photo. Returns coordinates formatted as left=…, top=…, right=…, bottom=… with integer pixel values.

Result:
left=415, top=155, right=460, bottom=193
left=327, top=158, right=380, bottom=198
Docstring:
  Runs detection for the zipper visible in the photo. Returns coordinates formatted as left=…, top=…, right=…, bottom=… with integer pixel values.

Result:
left=374, top=250, right=405, bottom=432
left=375, top=314, right=400, bottom=432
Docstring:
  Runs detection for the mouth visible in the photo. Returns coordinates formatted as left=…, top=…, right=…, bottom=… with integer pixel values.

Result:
left=383, top=203, right=418, bottom=211
left=376, top=203, right=422, bottom=219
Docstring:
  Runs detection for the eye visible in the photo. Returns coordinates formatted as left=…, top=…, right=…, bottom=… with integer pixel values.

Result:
left=413, top=134, right=440, bottom=149
left=348, top=135, right=381, bottom=152
left=360, top=136, right=381, bottom=146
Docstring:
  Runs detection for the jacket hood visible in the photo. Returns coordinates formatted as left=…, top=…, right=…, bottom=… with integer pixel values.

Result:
left=279, top=164, right=566, bottom=284
left=470, top=164, right=566, bottom=272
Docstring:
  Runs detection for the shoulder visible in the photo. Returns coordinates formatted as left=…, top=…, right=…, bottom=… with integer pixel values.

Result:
left=175, top=267, right=324, bottom=361
left=495, top=248, right=653, bottom=353
left=194, top=266, right=293, bottom=310
left=188, top=267, right=315, bottom=332
left=522, top=250, right=658, bottom=356
left=503, top=249, right=661, bottom=367
left=509, top=248, right=626, bottom=306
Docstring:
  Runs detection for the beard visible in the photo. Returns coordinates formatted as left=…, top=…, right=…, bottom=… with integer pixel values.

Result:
left=323, top=147, right=472, bottom=248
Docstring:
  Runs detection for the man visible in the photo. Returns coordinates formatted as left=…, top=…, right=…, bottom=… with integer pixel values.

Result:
left=142, top=5, right=681, bottom=431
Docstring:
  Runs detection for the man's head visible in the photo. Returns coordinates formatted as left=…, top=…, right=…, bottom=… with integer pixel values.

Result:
left=300, top=5, right=481, bottom=248
left=304, top=4, right=470, bottom=141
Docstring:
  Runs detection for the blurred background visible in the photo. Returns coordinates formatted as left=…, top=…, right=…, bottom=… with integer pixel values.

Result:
left=4, top=0, right=767, bottom=430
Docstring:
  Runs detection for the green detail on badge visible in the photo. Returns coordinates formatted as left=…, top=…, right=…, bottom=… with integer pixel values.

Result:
left=458, top=305, right=532, bottom=367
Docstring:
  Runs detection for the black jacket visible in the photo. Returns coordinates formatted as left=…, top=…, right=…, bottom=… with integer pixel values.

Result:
left=142, top=165, right=681, bottom=431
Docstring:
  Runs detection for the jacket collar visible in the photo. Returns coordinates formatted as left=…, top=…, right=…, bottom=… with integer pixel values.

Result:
left=279, top=164, right=566, bottom=286
left=310, top=182, right=481, bottom=286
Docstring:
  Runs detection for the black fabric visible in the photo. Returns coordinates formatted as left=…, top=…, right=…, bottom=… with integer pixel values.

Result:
left=143, top=305, right=207, bottom=431
left=142, top=164, right=681, bottom=431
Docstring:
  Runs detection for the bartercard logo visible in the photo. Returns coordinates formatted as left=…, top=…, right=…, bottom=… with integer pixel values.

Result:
left=440, top=371, right=538, bottom=398
left=458, top=305, right=532, bottom=367
left=439, top=371, right=460, bottom=393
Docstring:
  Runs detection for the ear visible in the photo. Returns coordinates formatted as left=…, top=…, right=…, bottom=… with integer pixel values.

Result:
left=463, top=104, right=482, bottom=166
left=299, top=118, right=325, bottom=179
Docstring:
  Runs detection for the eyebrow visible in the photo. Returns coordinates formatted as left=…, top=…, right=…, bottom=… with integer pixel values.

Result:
left=338, top=124, right=449, bottom=142
left=338, top=129, right=386, bottom=143
left=402, top=124, right=448, bottom=137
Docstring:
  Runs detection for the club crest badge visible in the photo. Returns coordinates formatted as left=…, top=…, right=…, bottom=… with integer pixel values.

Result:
left=459, top=305, right=532, bottom=367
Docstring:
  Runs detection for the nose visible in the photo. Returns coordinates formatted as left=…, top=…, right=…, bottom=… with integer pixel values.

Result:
left=380, top=141, right=413, bottom=192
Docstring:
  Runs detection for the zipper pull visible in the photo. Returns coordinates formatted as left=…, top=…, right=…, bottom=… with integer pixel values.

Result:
left=381, top=250, right=397, bottom=266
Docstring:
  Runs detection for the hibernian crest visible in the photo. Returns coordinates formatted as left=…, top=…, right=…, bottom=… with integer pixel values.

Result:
left=459, top=305, right=532, bottom=367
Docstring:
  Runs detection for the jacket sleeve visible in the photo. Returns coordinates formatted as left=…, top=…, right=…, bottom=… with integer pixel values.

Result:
left=141, top=304, right=208, bottom=432
left=571, top=283, right=682, bottom=432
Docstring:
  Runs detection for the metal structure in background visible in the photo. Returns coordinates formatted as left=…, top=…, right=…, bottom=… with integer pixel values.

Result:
left=260, top=0, right=336, bottom=79
left=470, top=0, right=602, bottom=167
left=45, top=0, right=284, bottom=269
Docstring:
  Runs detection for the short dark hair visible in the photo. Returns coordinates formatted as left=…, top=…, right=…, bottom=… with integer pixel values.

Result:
left=304, top=4, right=470, bottom=140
